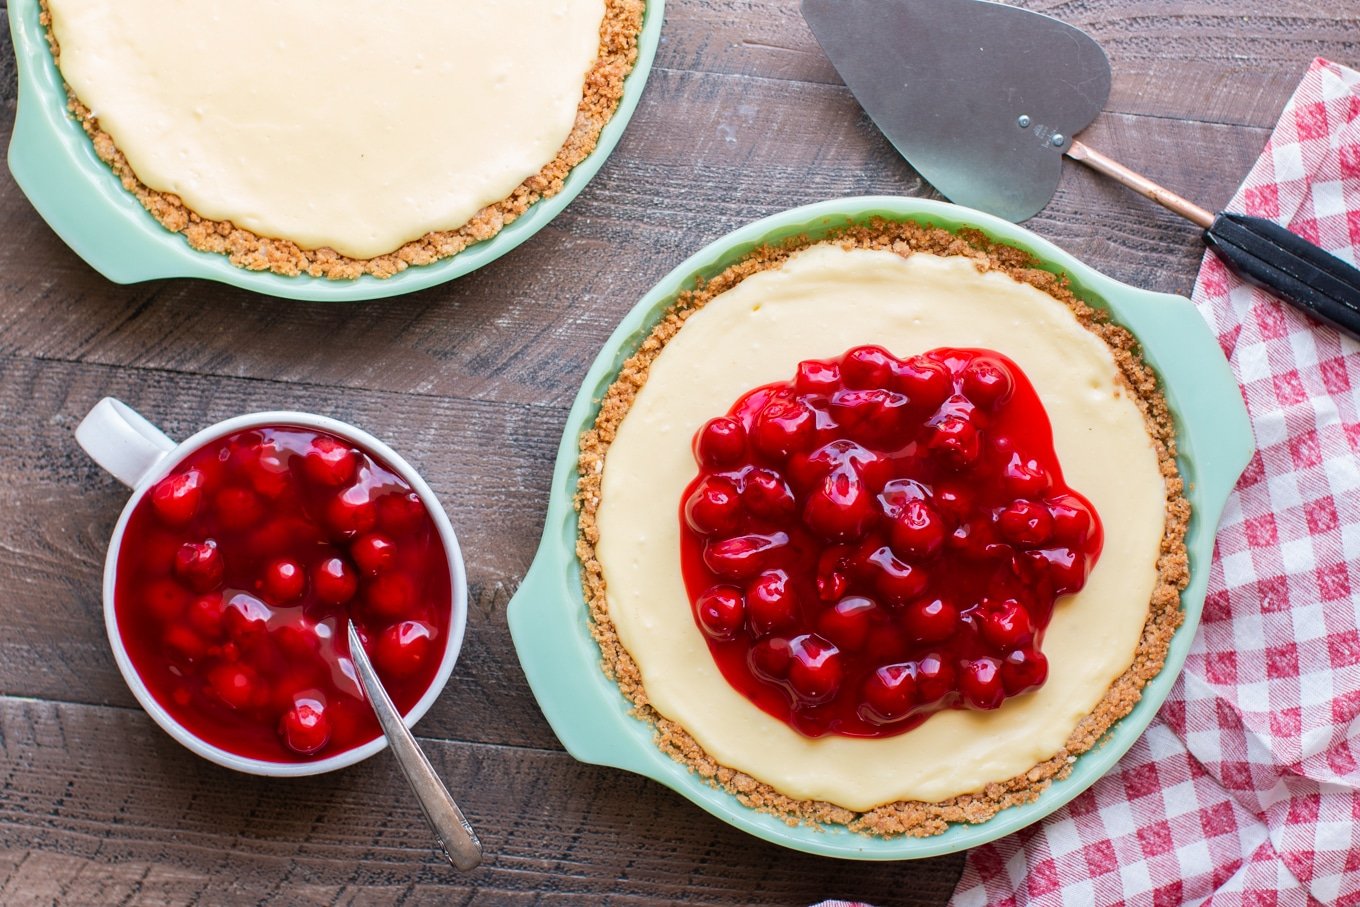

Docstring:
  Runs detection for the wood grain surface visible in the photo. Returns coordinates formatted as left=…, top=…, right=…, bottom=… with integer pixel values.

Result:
left=1, top=1, right=1357, bottom=904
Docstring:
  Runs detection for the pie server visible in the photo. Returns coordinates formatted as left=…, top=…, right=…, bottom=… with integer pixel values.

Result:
left=801, top=0, right=1360, bottom=339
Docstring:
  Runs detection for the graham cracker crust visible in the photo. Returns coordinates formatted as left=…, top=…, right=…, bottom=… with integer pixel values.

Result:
left=41, top=0, right=645, bottom=279
left=575, top=220, right=1192, bottom=837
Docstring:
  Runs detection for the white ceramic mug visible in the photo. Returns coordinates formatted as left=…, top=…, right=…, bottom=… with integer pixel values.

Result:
left=75, top=397, right=469, bottom=776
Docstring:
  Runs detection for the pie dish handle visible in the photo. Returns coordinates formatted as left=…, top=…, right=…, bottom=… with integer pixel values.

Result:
left=1115, top=288, right=1254, bottom=524
left=508, top=516, right=659, bottom=776
left=7, top=1, right=163, bottom=285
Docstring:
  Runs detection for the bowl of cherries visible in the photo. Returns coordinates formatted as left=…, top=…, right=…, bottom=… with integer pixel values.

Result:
left=76, top=398, right=467, bottom=775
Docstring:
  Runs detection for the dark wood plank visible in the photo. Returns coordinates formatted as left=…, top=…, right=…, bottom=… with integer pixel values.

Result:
left=0, top=697, right=964, bottom=905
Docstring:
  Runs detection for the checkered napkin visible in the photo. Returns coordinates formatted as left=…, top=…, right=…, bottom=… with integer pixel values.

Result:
left=944, top=57, right=1360, bottom=907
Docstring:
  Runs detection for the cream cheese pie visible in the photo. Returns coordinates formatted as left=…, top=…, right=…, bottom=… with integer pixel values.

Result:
left=577, top=222, right=1189, bottom=836
left=41, top=0, right=644, bottom=278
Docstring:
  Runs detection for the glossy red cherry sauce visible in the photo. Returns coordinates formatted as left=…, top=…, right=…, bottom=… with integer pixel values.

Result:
left=114, top=426, right=451, bottom=762
left=680, top=346, right=1103, bottom=738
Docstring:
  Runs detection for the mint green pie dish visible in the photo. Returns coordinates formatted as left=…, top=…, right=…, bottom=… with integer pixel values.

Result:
left=5, top=0, right=663, bottom=301
left=507, top=196, right=1254, bottom=859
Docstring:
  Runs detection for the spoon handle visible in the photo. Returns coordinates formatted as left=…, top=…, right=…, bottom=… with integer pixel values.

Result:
left=346, top=621, right=483, bottom=871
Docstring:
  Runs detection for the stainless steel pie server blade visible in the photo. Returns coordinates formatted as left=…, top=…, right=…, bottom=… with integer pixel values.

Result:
left=802, top=0, right=1111, bottom=222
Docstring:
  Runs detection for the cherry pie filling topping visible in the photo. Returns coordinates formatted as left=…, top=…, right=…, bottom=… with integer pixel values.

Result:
left=679, top=346, right=1103, bottom=738
left=115, top=426, right=451, bottom=762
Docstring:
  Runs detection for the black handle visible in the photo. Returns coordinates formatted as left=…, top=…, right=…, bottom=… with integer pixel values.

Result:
left=1203, top=211, right=1360, bottom=340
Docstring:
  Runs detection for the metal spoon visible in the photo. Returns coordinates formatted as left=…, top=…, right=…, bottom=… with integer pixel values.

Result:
left=346, top=620, right=482, bottom=871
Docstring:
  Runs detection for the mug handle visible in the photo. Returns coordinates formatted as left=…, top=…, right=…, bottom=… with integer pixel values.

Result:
left=75, top=398, right=177, bottom=488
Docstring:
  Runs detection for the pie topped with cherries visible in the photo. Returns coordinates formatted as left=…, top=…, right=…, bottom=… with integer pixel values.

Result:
left=576, top=221, right=1189, bottom=836
left=41, top=0, right=644, bottom=278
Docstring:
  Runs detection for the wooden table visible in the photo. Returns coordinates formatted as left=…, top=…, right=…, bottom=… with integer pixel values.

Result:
left=1, top=2, right=1356, bottom=903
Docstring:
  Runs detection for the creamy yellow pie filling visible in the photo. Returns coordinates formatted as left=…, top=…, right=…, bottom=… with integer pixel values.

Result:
left=593, top=244, right=1169, bottom=810
left=47, top=0, right=607, bottom=259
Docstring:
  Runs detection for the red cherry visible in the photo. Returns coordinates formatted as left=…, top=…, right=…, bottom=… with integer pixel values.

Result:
left=224, top=593, right=270, bottom=642
left=174, top=540, right=224, bottom=593
left=960, top=357, right=1014, bottom=408
left=684, top=476, right=743, bottom=536
left=351, top=533, right=397, bottom=574
left=187, top=593, right=227, bottom=639
left=1002, top=453, right=1052, bottom=498
left=278, top=699, right=331, bottom=755
left=927, top=415, right=981, bottom=469
left=741, top=468, right=796, bottom=522
left=866, top=545, right=928, bottom=605
left=373, top=620, right=436, bottom=678
left=890, top=499, right=945, bottom=558
left=749, top=637, right=793, bottom=680
left=815, top=595, right=877, bottom=652
left=275, top=621, right=321, bottom=659
left=976, top=598, right=1034, bottom=652
left=840, top=345, right=897, bottom=390
left=997, top=500, right=1054, bottom=547
left=860, top=663, right=918, bottom=723
left=814, top=544, right=852, bottom=603
left=751, top=397, right=816, bottom=459
left=151, top=469, right=206, bottom=526
left=259, top=558, right=305, bottom=603
left=143, top=577, right=191, bottom=621
left=376, top=491, right=426, bottom=535
left=702, top=532, right=788, bottom=580
left=877, top=478, right=929, bottom=520
left=802, top=467, right=875, bottom=541
left=1001, top=647, right=1049, bottom=695
left=247, top=442, right=291, bottom=498
left=829, top=388, right=911, bottom=448
left=245, top=516, right=323, bottom=560
left=214, top=486, right=264, bottom=531
left=326, top=485, right=377, bottom=539
left=1037, top=546, right=1090, bottom=594
left=787, top=635, right=843, bottom=704
left=208, top=663, right=258, bottom=710
left=302, top=436, right=357, bottom=487
left=1049, top=494, right=1095, bottom=546
left=790, top=439, right=891, bottom=492
left=902, top=596, right=960, bottom=644
left=366, top=573, right=416, bottom=620
left=695, top=586, right=746, bottom=641
left=224, top=431, right=265, bottom=476
left=165, top=625, right=208, bottom=660
left=948, top=518, right=1005, bottom=561
left=959, top=658, right=1005, bottom=710
left=795, top=359, right=841, bottom=395
left=694, top=417, right=746, bottom=469
left=931, top=482, right=975, bottom=524
left=746, top=569, right=799, bottom=635
left=313, top=556, right=358, bottom=605
left=862, top=451, right=903, bottom=495
left=894, top=355, right=953, bottom=411
left=915, top=652, right=956, bottom=704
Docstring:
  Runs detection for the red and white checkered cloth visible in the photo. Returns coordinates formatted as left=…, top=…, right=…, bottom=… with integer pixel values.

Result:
left=946, top=58, right=1360, bottom=907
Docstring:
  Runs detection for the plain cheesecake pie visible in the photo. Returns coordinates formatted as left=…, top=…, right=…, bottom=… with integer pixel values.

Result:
left=576, top=221, right=1190, bottom=836
left=41, top=0, right=644, bottom=278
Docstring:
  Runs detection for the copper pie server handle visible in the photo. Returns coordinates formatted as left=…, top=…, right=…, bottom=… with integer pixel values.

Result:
left=346, top=620, right=483, bottom=871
